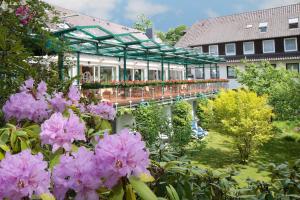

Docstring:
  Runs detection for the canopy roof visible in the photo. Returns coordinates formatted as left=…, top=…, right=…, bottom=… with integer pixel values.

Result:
left=54, top=25, right=224, bottom=65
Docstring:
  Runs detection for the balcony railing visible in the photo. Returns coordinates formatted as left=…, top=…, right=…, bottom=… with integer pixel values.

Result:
left=82, top=79, right=229, bottom=106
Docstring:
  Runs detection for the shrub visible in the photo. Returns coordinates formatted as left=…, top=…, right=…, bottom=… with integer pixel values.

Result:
left=203, top=89, right=274, bottom=163
left=171, top=101, right=193, bottom=153
left=133, top=103, right=172, bottom=146
left=237, top=61, right=300, bottom=120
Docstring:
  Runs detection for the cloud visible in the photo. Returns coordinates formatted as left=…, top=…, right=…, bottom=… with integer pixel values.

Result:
left=205, top=8, right=219, bottom=18
left=124, top=0, right=169, bottom=21
left=44, top=0, right=121, bottom=19
left=258, top=0, right=300, bottom=8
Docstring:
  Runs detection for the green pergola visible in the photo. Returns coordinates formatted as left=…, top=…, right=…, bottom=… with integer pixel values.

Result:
left=53, top=25, right=224, bottom=83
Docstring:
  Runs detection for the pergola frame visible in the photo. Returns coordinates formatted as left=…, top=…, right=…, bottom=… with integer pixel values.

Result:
left=54, top=25, right=224, bottom=81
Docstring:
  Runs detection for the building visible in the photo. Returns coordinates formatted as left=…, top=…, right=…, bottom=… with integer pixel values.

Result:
left=176, top=3, right=300, bottom=88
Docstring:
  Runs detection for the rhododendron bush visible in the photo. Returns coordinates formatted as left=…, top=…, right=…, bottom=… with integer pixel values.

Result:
left=0, top=79, right=154, bottom=200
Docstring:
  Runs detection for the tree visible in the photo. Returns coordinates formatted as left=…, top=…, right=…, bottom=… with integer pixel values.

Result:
left=157, top=25, right=187, bottom=46
left=133, top=14, right=152, bottom=32
left=203, top=89, right=274, bottom=163
left=0, top=0, right=62, bottom=107
left=171, top=101, right=193, bottom=154
left=237, top=61, right=300, bottom=119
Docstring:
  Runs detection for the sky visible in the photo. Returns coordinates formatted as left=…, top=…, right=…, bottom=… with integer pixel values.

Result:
left=45, top=0, right=300, bottom=31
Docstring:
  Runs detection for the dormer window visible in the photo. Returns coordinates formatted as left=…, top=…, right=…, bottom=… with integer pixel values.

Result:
left=259, top=22, right=268, bottom=32
left=289, top=17, right=299, bottom=29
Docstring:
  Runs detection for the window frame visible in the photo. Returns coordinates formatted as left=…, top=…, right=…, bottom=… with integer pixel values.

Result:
left=226, top=66, right=237, bottom=79
left=225, top=43, right=236, bottom=56
left=195, top=46, right=203, bottom=54
left=243, top=41, right=255, bottom=55
left=195, top=66, right=205, bottom=79
left=286, top=63, right=299, bottom=73
left=289, top=17, right=299, bottom=29
left=284, top=37, right=298, bottom=52
left=262, top=39, right=275, bottom=53
left=209, top=45, right=219, bottom=55
left=210, top=65, right=220, bottom=79
left=259, top=22, right=268, bottom=33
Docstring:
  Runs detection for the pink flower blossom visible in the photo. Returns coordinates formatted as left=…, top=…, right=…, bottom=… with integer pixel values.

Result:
left=49, top=92, right=71, bottom=113
left=15, top=5, right=32, bottom=25
left=37, top=81, right=47, bottom=99
left=68, top=85, right=80, bottom=104
left=95, top=129, right=150, bottom=188
left=20, top=78, right=34, bottom=92
left=53, top=147, right=101, bottom=200
left=2, top=91, right=49, bottom=123
left=0, top=150, right=50, bottom=199
left=40, top=112, right=86, bottom=152
left=87, top=101, right=116, bottom=120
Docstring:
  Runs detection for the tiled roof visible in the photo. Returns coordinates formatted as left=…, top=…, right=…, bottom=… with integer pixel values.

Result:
left=176, top=3, right=300, bottom=47
left=48, top=5, right=149, bottom=40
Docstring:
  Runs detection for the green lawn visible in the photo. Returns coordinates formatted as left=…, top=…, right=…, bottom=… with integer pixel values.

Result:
left=189, top=121, right=300, bottom=187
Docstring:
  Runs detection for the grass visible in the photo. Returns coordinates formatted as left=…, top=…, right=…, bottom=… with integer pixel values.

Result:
left=189, top=121, right=300, bottom=187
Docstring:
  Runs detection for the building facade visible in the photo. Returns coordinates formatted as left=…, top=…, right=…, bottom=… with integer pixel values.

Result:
left=177, top=3, right=300, bottom=88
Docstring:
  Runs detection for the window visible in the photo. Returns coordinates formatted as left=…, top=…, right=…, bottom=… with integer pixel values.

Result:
left=243, top=41, right=255, bottom=55
left=194, top=46, right=203, bottom=54
left=225, top=43, right=236, bottom=56
left=259, top=22, right=268, bottom=32
left=286, top=63, right=299, bottom=72
left=263, top=40, right=275, bottom=53
left=284, top=38, right=298, bottom=52
left=210, top=65, right=219, bottom=79
left=209, top=45, right=219, bottom=55
left=195, top=67, right=205, bottom=79
left=227, top=66, right=237, bottom=79
left=289, top=18, right=299, bottom=29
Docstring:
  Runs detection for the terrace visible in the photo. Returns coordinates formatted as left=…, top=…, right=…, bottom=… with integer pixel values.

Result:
left=53, top=25, right=227, bottom=106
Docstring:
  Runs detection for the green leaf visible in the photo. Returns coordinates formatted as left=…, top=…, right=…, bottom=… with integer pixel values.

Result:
left=40, top=193, right=56, bottom=200
left=129, top=177, right=157, bottom=200
left=0, top=129, right=10, bottom=145
left=0, top=151, right=4, bottom=160
left=49, top=153, right=62, bottom=170
left=20, top=139, right=29, bottom=150
left=15, top=130, right=28, bottom=137
left=100, top=120, right=112, bottom=133
left=126, top=184, right=137, bottom=200
left=0, top=144, right=10, bottom=152
left=110, top=184, right=124, bottom=200
left=166, top=185, right=180, bottom=200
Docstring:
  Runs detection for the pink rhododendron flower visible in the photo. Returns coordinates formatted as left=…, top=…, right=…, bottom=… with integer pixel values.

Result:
left=87, top=101, right=116, bottom=120
left=15, top=5, right=32, bottom=25
left=20, top=78, right=34, bottom=92
left=68, top=85, right=81, bottom=104
left=2, top=91, right=49, bottom=122
left=40, top=111, right=86, bottom=152
left=95, top=129, right=150, bottom=188
left=0, top=150, right=50, bottom=200
left=37, top=81, right=47, bottom=99
left=49, top=92, right=71, bottom=113
left=53, top=147, right=101, bottom=200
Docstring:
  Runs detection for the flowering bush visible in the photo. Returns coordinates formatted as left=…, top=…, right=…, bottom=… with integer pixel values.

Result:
left=0, top=79, right=158, bottom=199
left=0, top=150, right=50, bottom=199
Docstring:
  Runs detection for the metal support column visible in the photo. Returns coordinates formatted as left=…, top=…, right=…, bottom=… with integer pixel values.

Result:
left=76, top=52, right=80, bottom=85
left=123, top=47, right=127, bottom=81
left=185, top=64, right=188, bottom=80
left=146, top=52, right=150, bottom=81
left=118, top=57, right=121, bottom=81
left=168, top=62, right=170, bottom=80
left=161, top=56, right=164, bottom=81
left=58, top=52, right=64, bottom=81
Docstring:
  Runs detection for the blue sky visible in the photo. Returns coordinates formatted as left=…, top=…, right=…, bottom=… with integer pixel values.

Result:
left=46, top=0, right=299, bottom=31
